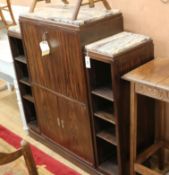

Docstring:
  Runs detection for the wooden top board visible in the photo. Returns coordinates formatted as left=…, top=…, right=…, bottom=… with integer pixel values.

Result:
left=123, top=58, right=169, bottom=92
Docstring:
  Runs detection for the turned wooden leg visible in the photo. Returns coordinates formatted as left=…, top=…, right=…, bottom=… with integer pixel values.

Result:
left=88, top=0, right=94, bottom=8
left=0, top=9, right=8, bottom=28
left=130, top=82, right=137, bottom=175
left=29, top=0, right=38, bottom=12
left=62, top=0, right=69, bottom=4
left=72, top=0, right=83, bottom=20
left=102, top=0, right=111, bottom=10
left=21, top=141, right=38, bottom=175
left=6, top=0, right=16, bottom=25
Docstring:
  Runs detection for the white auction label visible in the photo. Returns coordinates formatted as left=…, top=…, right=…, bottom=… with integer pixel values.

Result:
left=85, top=56, right=91, bottom=68
left=39, top=41, right=50, bottom=56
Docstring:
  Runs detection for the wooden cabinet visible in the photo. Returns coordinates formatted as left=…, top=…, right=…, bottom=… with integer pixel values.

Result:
left=85, top=32, right=155, bottom=175
left=9, top=8, right=156, bottom=173
left=33, top=86, right=94, bottom=163
left=18, top=8, right=123, bottom=171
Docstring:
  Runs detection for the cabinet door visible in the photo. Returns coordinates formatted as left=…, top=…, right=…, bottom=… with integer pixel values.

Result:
left=59, top=100, right=95, bottom=164
left=21, top=20, right=87, bottom=103
left=33, top=86, right=63, bottom=145
left=33, top=86, right=94, bottom=164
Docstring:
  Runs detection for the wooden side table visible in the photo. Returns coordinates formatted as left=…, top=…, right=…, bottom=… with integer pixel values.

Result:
left=123, top=58, right=169, bottom=175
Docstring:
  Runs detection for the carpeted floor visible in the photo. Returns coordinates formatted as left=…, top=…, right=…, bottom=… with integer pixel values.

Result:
left=0, top=124, right=80, bottom=175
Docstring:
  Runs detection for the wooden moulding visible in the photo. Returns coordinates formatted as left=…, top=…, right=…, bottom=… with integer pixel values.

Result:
left=135, top=83, right=169, bottom=103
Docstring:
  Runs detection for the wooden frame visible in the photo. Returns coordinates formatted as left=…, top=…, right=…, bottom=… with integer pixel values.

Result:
left=130, top=81, right=169, bottom=175
left=0, top=0, right=16, bottom=29
left=0, top=140, right=38, bottom=175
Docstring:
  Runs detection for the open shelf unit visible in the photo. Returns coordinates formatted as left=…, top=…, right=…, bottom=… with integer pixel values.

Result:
left=8, top=31, right=39, bottom=133
left=86, top=59, right=118, bottom=175
left=85, top=37, right=154, bottom=175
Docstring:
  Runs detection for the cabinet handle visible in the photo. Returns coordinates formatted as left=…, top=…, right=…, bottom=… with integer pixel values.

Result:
left=61, top=120, right=64, bottom=129
left=57, top=118, right=61, bottom=127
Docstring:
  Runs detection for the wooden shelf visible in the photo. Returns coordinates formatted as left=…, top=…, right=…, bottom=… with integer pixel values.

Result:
left=19, top=77, right=30, bottom=86
left=94, top=109, right=115, bottom=125
left=14, top=55, right=27, bottom=64
left=23, top=94, right=34, bottom=103
left=28, top=121, right=40, bottom=133
left=97, top=128, right=117, bottom=146
left=92, top=86, right=114, bottom=102
left=99, top=158, right=118, bottom=175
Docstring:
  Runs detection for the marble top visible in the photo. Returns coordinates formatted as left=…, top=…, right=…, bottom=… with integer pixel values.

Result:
left=20, top=5, right=120, bottom=26
left=85, top=32, right=151, bottom=57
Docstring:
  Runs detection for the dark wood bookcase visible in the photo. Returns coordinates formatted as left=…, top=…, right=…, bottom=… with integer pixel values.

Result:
left=17, top=12, right=124, bottom=174
left=8, top=28, right=39, bottom=133
left=8, top=11, right=124, bottom=173
left=8, top=10, right=156, bottom=174
left=86, top=59, right=119, bottom=175
left=85, top=36, right=155, bottom=175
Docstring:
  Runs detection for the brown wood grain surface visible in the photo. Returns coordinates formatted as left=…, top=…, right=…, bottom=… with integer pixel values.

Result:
left=123, top=58, right=169, bottom=92
left=20, top=22, right=88, bottom=103
left=33, top=86, right=95, bottom=164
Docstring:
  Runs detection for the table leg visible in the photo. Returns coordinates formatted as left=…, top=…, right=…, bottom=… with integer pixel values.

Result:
left=158, top=102, right=166, bottom=170
left=7, top=0, right=16, bottom=25
left=29, top=0, right=38, bottom=12
left=130, top=82, right=137, bottom=175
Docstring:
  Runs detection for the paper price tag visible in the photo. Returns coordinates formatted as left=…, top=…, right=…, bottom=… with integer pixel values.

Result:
left=39, top=41, right=50, bottom=56
left=85, top=56, right=91, bottom=68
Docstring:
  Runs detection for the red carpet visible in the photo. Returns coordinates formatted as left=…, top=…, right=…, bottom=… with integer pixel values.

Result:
left=0, top=124, right=80, bottom=175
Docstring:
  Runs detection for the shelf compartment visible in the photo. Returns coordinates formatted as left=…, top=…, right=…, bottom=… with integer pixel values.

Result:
left=96, top=139, right=118, bottom=172
left=20, top=84, right=33, bottom=103
left=22, top=100, right=37, bottom=124
left=94, top=110, right=115, bottom=125
left=9, top=37, right=24, bottom=58
left=89, top=59, right=112, bottom=91
left=97, top=128, right=117, bottom=146
left=99, top=158, right=118, bottom=175
left=14, top=62, right=28, bottom=79
left=93, top=96, right=115, bottom=124
left=92, top=86, right=114, bottom=102
left=95, top=117, right=117, bottom=146
left=23, top=94, right=34, bottom=103
left=28, top=121, right=40, bottom=133
left=19, top=77, right=30, bottom=86
left=14, top=55, right=27, bottom=64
